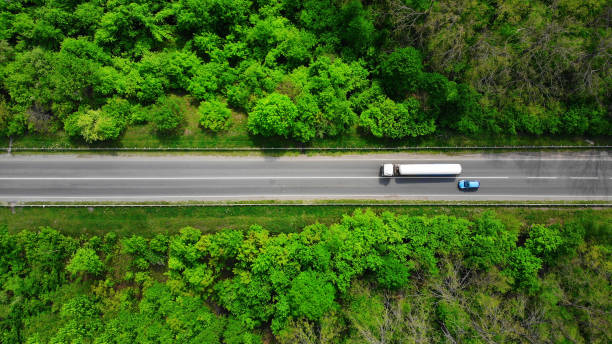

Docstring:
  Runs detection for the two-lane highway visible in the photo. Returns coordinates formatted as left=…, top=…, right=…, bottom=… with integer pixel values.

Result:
left=0, top=152, right=610, bottom=201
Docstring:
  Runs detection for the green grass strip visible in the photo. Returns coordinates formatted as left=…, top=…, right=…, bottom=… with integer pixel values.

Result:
left=2, top=203, right=610, bottom=238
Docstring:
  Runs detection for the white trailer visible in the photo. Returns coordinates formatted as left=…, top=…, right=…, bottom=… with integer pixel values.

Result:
left=381, top=163, right=462, bottom=176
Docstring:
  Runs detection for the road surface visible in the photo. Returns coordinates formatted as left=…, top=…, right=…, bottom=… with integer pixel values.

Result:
left=0, top=152, right=610, bottom=201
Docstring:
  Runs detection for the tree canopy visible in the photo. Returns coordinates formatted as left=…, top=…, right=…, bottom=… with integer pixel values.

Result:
left=0, top=0, right=608, bottom=144
left=1, top=209, right=610, bottom=343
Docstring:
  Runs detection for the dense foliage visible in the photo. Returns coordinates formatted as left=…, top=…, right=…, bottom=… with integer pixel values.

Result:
left=0, top=0, right=609, bottom=144
left=1, top=210, right=610, bottom=343
left=198, top=100, right=232, bottom=132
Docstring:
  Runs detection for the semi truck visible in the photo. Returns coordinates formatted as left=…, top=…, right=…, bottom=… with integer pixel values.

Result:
left=381, top=163, right=462, bottom=177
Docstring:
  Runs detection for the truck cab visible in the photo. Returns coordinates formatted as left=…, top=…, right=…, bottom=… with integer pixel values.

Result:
left=381, top=164, right=395, bottom=177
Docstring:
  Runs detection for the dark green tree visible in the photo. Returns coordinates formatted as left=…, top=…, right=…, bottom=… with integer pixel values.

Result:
left=380, top=47, right=423, bottom=100
left=151, top=97, right=183, bottom=134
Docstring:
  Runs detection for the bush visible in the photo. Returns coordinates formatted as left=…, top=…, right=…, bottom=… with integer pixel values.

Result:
left=376, top=256, right=412, bottom=289
left=0, top=101, right=28, bottom=138
left=101, top=97, right=131, bottom=121
left=151, top=97, right=183, bottom=134
left=359, top=97, right=436, bottom=139
left=62, top=97, right=131, bottom=142
left=468, top=211, right=518, bottom=270
left=247, top=93, right=298, bottom=139
left=562, top=105, right=610, bottom=136
left=198, top=100, right=232, bottom=132
left=66, top=247, right=104, bottom=277
left=525, top=224, right=564, bottom=265
left=505, top=247, right=542, bottom=294
left=561, top=106, right=590, bottom=135
left=226, top=83, right=251, bottom=111
left=64, top=109, right=125, bottom=142
left=289, top=271, right=336, bottom=321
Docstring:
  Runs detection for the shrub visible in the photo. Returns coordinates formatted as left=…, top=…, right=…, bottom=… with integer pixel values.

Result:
left=64, top=109, right=125, bottom=142
left=289, top=271, right=336, bottom=320
left=376, top=256, right=412, bottom=289
left=151, top=97, right=183, bottom=134
left=198, top=100, right=232, bottom=132
left=525, top=224, right=564, bottom=265
left=505, top=247, right=542, bottom=294
left=62, top=97, right=130, bottom=142
left=468, top=211, right=518, bottom=270
left=561, top=106, right=590, bottom=135
left=226, top=83, right=251, bottom=111
left=66, top=247, right=104, bottom=277
left=247, top=93, right=297, bottom=138
left=359, top=97, right=435, bottom=139
left=129, top=104, right=150, bottom=124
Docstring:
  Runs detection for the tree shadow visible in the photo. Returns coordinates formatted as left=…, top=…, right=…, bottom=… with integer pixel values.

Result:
left=394, top=177, right=457, bottom=184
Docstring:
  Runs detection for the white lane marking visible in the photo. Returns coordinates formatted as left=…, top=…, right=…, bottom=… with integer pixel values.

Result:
left=1, top=195, right=610, bottom=199
left=1, top=176, right=610, bottom=180
left=527, top=176, right=610, bottom=180
left=0, top=176, right=509, bottom=180
left=527, top=176, right=559, bottom=179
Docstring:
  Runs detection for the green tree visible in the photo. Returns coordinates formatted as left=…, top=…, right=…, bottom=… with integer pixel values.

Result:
left=66, top=247, right=104, bottom=277
left=122, top=234, right=167, bottom=270
left=380, top=47, right=423, bottom=99
left=285, top=56, right=366, bottom=139
left=525, top=224, right=563, bottom=265
left=247, top=93, right=298, bottom=139
left=359, top=97, right=436, bottom=139
left=505, top=247, right=542, bottom=294
left=0, top=100, right=27, bottom=137
left=51, top=296, right=102, bottom=343
left=289, top=271, right=336, bottom=321
left=337, top=0, right=376, bottom=57
left=436, top=300, right=472, bottom=340
left=561, top=106, right=590, bottom=135
left=468, top=211, right=518, bottom=270
left=151, top=97, right=183, bottom=134
left=64, top=108, right=125, bottom=143
left=376, top=256, right=412, bottom=289
left=292, top=93, right=319, bottom=142
left=198, top=100, right=232, bottom=132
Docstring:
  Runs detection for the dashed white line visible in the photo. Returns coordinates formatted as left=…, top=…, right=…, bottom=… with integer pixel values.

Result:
left=528, top=177, right=558, bottom=180
left=0, top=176, right=509, bottom=180
left=0, top=176, right=608, bottom=180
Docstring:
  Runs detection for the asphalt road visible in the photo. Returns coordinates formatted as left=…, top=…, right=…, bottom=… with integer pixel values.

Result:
left=0, top=152, right=610, bottom=201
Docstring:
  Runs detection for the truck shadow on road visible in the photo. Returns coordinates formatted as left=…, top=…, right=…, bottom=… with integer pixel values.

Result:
left=379, top=177, right=457, bottom=185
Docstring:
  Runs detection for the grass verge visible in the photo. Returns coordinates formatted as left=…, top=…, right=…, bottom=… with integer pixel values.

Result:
left=2, top=203, right=610, bottom=238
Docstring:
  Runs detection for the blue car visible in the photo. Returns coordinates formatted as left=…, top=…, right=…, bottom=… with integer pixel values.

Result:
left=458, top=180, right=480, bottom=191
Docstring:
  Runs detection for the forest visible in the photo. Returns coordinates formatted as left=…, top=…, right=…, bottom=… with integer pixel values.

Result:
left=1, top=209, right=610, bottom=343
left=0, top=0, right=610, bottom=146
